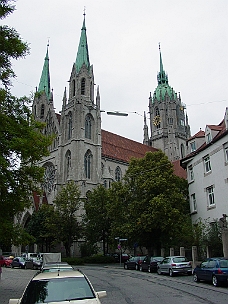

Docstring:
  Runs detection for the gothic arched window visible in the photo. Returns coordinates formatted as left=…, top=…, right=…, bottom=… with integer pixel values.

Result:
left=115, top=166, right=122, bottom=181
left=40, top=104, right=45, bottom=118
left=85, top=114, right=92, bottom=139
left=68, top=112, right=73, bottom=139
left=72, top=80, right=76, bottom=97
left=65, top=150, right=71, bottom=180
left=81, top=78, right=86, bottom=95
left=84, top=150, right=92, bottom=179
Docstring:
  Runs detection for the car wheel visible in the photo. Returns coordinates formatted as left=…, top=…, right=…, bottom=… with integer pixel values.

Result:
left=157, top=267, right=161, bottom=275
left=135, top=264, right=138, bottom=271
left=169, top=269, right=174, bottom=277
left=148, top=266, right=151, bottom=273
left=139, top=265, right=143, bottom=272
left=124, top=264, right=126, bottom=269
left=193, top=273, right=200, bottom=282
left=212, top=275, right=220, bottom=287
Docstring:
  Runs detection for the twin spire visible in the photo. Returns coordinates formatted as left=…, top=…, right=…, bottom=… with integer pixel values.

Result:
left=38, top=13, right=90, bottom=100
left=38, top=43, right=51, bottom=99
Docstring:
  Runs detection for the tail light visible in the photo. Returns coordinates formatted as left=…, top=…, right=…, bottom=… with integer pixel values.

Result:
left=171, top=263, right=176, bottom=266
left=218, top=268, right=223, bottom=274
left=188, top=262, right=191, bottom=266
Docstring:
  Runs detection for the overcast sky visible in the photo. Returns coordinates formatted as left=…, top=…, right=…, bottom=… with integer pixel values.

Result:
left=5, top=0, right=228, bottom=143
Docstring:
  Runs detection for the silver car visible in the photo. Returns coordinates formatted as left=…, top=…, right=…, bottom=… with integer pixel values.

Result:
left=157, top=256, right=192, bottom=277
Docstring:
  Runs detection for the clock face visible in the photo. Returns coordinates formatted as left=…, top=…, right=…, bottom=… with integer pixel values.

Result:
left=153, top=115, right=161, bottom=126
left=42, top=164, right=56, bottom=194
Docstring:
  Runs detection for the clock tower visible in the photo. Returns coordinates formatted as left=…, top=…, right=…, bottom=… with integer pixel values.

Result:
left=144, top=45, right=191, bottom=161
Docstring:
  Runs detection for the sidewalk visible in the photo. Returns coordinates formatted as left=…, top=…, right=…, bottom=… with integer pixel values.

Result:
left=0, top=267, right=37, bottom=304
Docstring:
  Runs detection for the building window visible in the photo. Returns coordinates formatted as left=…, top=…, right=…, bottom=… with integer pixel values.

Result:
left=72, top=79, right=76, bottom=97
left=101, top=162, right=104, bottom=175
left=115, top=166, right=122, bottom=181
left=190, top=141, right=196, bottom=152
left=85, top=114, right=92, bottom=139
left=65, top=150, right=71, bottom=179
left=180, top=119, right=185, bottom=126
left=207, top=186, right=215, bottom=207
left=188, top=165, right=194, bottom=181
left=224, top=146, right=228, bottom=163
left=81, top=78, right=86, bottom=95
left=68, top=112, right=72, bottom=139
left=206, top=132, right=212, bottom=143
left=180, top=143, right=185, bottom=158
left=191, top=193, right=197, bottom=212
left=40, top=104, right=45, bottom=118
left=168, top=117, right=173, bottom=125
left=84, top=150, right=92, bottom=179
left=104, top=180, right=107, bottom=188
left=204, top=155, right=211, bottom=173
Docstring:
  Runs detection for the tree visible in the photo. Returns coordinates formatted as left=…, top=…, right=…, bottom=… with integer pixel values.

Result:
left=52, top=181, right=82, bottom=257
left=0, top=1, right=53, bottom=247
left=26, top=204, right=56, bottom=252
left=83, top=185, right=111, bottom=256
left=109, top=151, right=191, bottom=254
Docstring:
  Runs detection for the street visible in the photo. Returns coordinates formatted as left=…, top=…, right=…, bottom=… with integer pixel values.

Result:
left=1, top=265, right=228, bottom=304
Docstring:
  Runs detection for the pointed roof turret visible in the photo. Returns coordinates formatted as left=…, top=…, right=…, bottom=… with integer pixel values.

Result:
left=38, top=44, right=51, bottom=99
left=152, top=44, right=177, bottom=102
left=75, top=13, right=90, bottom=73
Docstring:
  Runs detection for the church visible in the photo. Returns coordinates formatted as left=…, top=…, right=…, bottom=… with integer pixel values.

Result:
left=31, top=14, right=190, bottom=208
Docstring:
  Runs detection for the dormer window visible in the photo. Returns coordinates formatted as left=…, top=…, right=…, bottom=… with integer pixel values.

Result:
left=206, top=132, right=212, bottom=144
left=190, top=141, right=196, bottom=152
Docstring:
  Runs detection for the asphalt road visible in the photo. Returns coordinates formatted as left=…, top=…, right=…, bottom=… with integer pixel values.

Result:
left=1, top=265, right=228, bottom=304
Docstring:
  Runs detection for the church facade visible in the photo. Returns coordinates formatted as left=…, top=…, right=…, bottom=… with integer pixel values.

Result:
left=26, top=15, right=189, bottom=216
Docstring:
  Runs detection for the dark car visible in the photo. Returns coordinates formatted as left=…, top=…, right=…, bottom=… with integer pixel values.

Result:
left=193, top=257, right=228, bottom=287
left=140, top=256, right=164, bottom=272
left=11, top=257, right=26, bottom=269
left=124, top=256, right=146, bottom=270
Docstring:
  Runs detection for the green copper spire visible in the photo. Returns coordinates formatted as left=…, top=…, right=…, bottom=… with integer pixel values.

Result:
left=157, top=43, right=168, bottom=85
left=38, top=44, right=51, bottom=99
left=75, top=13, right=90, bottom=73
left=153, top=44, right=177, bottom=102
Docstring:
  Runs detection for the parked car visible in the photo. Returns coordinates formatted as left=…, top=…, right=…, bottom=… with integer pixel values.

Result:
left=124, top=256, right=146, bottom=270
left=11, top=257, right=26, bottom=269
left=0, top=255, right=5, bottom=267
left=8, top=270, right=107, bottom=304
left=193, top=257, right=228, bottom=287
left=112, top=253, right=130, bottom=263
left=4, top=257, right=13, bottom=267
left=30, top=257, right=42, bottom=270
left=140, top=256, right=164, bottom=272
left=157, top=256, right=192, bottom=276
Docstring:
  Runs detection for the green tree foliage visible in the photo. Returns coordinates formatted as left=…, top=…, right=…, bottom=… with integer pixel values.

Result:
left=109, top=151, right=191, bottom=253
left=26, top=204, right=56, bottom=252
left=52, top=181, right=82, bottom=257
left=83, top=185, right=111, bottom=256
left=0, top=1, right=53, bottom=246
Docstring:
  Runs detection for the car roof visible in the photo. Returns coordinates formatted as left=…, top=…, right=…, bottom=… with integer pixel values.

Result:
left=33, top=270, right=84, bottom=281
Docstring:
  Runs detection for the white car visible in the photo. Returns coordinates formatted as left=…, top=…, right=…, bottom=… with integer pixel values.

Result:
left=9, top=270, right=107, bottom=304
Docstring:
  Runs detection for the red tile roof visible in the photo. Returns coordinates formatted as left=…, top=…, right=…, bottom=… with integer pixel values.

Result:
left=102, top=130, right=186, bottom=179
left=101, top=129, right=158, bottom=163
left=187, top=129, right=205, bottom=141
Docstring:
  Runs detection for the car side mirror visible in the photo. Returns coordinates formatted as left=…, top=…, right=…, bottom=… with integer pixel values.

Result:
left=9, top=299, right=20, bottom=304
left=97, top=291, right=107, bottom=299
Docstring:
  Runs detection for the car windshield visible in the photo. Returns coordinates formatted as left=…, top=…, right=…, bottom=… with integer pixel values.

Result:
left=42, top=267, right=73, bottom=273
left=173, top=257, right=188, bottom=263
left=152, top=257, right=163, bottom=262
left=20, top=277, right=95, bottom=303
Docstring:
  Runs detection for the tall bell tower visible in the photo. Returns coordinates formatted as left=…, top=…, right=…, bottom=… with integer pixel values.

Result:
left=145, top=45, right=191, bottom=161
